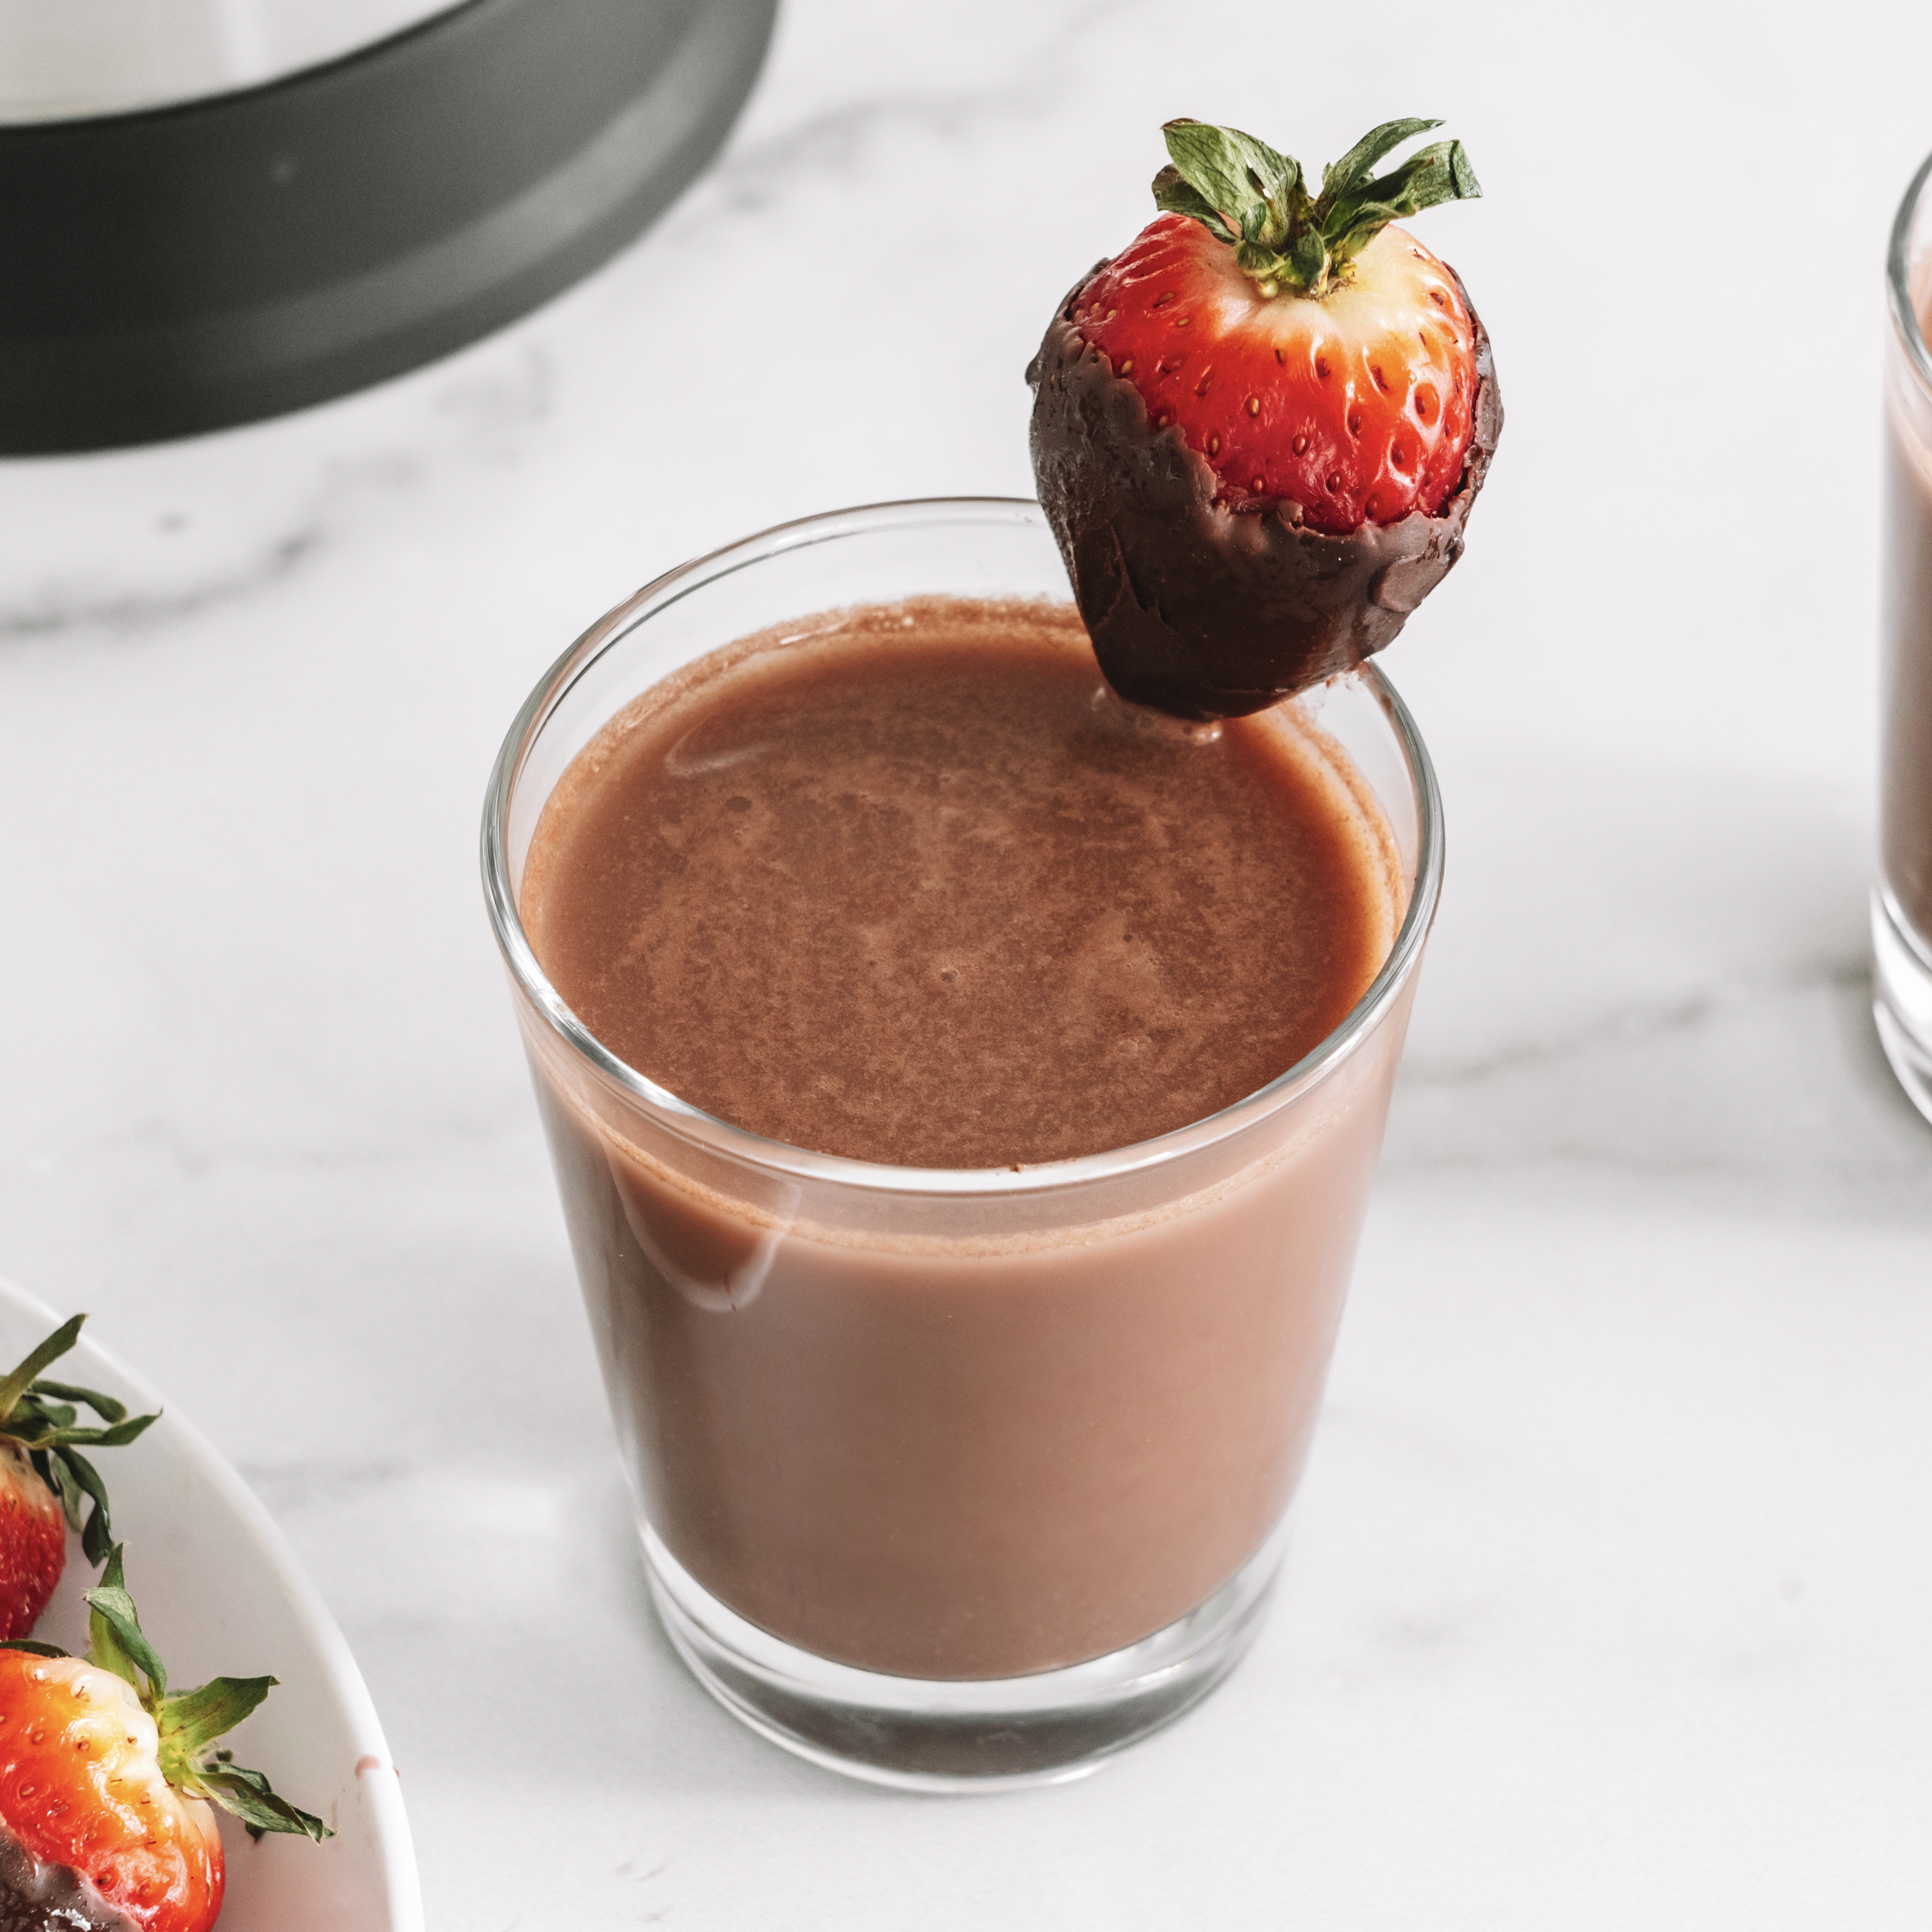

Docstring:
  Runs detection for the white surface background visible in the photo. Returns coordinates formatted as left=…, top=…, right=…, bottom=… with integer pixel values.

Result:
left=4, top=1, right=1932, bottom=1925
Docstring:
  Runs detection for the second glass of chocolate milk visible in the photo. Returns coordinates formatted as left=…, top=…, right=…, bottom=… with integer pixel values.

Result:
left=1880, top=149, right=1932, bottom=1123
left=483, top=500, right=1444, bottom=1788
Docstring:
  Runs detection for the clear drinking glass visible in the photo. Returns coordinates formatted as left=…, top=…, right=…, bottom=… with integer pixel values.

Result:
left=1879, top=147, right=1932, bottom=1122
left=481, top=498, right=1444, bottom=1789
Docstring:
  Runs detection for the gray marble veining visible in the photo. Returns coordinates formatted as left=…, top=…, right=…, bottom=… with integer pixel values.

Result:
left=3, top=0, right=1931, bottom=1925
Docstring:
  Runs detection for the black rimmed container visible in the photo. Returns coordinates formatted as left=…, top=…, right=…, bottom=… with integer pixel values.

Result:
left=0, top=0, right=774, bottom=452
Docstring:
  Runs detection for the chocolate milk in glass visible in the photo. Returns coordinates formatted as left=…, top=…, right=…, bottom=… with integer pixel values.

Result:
left=509, top=593, right=1420, bottom=1681
left=1878, top=153, right=1932, bottom=1117
left=1885, top=270, right=1932, bottom=943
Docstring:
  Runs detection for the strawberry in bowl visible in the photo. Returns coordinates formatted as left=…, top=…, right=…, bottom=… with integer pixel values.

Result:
left=0, top=1546, right=328, bottom=1932
left=0, top=1317, right=159, bottom=1641
left=1028, top=116, right=1502, bottom=718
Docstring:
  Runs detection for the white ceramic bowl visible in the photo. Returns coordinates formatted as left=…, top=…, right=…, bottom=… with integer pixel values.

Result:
left=0, top=1277, right=424, bottom=1932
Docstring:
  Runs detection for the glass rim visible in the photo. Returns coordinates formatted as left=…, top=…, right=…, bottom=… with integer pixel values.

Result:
left=479, top=496, right=1446, bottom=1199
left=1889, top=147, right=1932, bottom=392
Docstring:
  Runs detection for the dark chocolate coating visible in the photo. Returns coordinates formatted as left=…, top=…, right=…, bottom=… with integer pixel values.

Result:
left=1026, top=262, right=1502, bottom=719
left=0, top=1824, right=136, bottom=1932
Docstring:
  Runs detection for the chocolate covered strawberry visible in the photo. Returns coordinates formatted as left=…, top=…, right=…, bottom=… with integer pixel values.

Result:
left=1028, top=117, right=1502, bottom=718
left=0, top=1547, right=328, bottom=1932
left=0, top=1318, right=158, bottom=1640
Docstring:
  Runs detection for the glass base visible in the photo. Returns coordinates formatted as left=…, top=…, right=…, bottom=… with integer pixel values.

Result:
left=1874, top=887, right=1932, bottom=1127
left=641, top=1519, right=1289, bottom=1791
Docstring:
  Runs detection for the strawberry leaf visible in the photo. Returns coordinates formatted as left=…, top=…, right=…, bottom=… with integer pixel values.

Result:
left=62, top=1415, right=159, bottom=1450
left=0, top=1638, right=70, bottom=1658
left=187, top=1761, right=332, bottom=1842
left=0, top=1317, right=85, bottom=1423
left=72, top=1553, right=334, bottom=1843
left=1325, top=140, right=1483, bottom=268
left=1148, top=117, right=1480, bottom=299
left=60, top=1449, right=118, bottom=1565
left=32, top=1379, right=129, bottom=1426
left=86, top=1548, right=167, bottom=1699
left=1151, top=167, right=1236, bottom=244
left=8, top=1393, right=157, bottom=1453
left=1161, top=120, right=1271, bottom=232
left=0, top=1322, right=159, bottom=1563
left=163, top=1690, right=335, bottom=1842
left=1319, top=117, right=1442, bottom=200
left=158, top=1675, right=278, bottom=1762
left=46, top=1450, right=86, bottom=1536
left=1160, top=122, right=1304, bottom=251
left=28, top=1439, right=149, bottom=1565
left=11, top=1398, right=80, bottom=1441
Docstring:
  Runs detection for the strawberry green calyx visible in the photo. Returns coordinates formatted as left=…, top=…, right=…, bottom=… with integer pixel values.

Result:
left=1152, top=116, right=1481, bottom=299
left=85, top=1547, right=333, bottom=1843
left=0, top=1316, right=159, bottom=1564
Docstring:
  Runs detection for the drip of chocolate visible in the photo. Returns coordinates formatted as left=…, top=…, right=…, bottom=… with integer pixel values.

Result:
left=0, top=1825, right=136, bottom=1932
left=1027, top=265, right=1502, bottom=720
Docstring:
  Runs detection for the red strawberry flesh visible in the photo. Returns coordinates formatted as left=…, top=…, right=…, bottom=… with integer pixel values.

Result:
left=1072, top=217, right=1478, bottom=535
left=0, top=1443, right=66, bottom=1644
left=0, top=1650, right=222, bottom=1932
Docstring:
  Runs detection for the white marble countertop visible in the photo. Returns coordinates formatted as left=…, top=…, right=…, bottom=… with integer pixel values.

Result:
left=6, top=1, right=1932, bottom=1924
